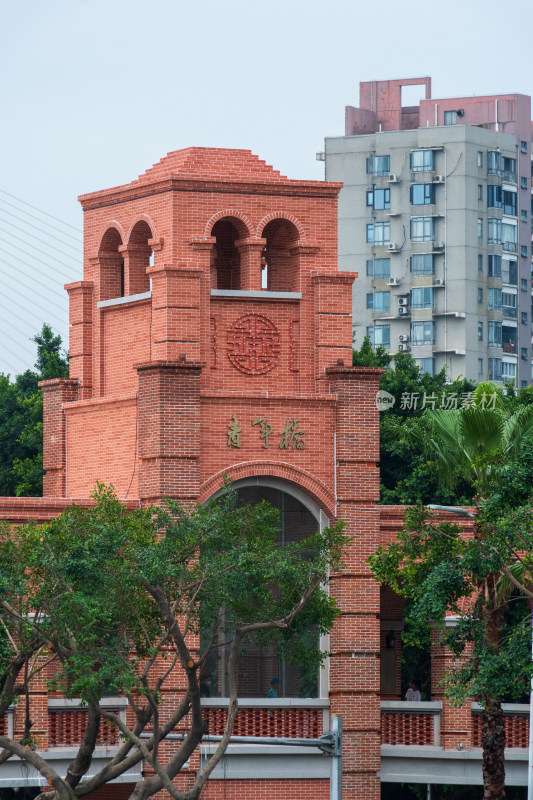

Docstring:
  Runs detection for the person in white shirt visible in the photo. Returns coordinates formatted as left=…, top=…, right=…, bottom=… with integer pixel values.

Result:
left=405, top=679, right=421, bottom=701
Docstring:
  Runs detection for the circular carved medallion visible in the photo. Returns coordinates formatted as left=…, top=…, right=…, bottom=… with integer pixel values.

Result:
left=227, top=313, right=281, bottom=375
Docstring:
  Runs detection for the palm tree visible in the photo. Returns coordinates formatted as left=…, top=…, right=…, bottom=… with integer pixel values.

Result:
left=419, top=384, right=533, bottom=800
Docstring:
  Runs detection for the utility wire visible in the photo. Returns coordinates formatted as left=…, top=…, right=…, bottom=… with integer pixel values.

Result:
left=0, top=235, right=79, bottom=278
left=0, top=251, right=72, bottom=310
left=0, top=188, right=82, bottom=233
left=0, top=228, right=80, bottom=277
left=0, top=285, right=67, bottom=328
left=0, top=197, right=82, bottom=244
left=0, top=218, right=82, bottom=259
left=0, top=209, right=82, bottom=253
left=0, top=247, right=79, bottom=293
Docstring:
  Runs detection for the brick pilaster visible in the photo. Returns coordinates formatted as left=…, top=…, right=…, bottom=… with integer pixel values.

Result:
left=327, top=366, right=383, bottom=800
left=65, top=281, right=93, bottom=400
left=135, top=360, right=203, bottom=504
left=39, top=378, right=80, bottom=497
left=147, top=265, right=203, bottom=363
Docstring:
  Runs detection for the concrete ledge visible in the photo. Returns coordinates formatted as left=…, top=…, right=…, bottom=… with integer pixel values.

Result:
left=380, top=745, right=529, bottom=786
left=210, top=289, right=302, bottom=300
left=98, top=291, right=151, bottom=309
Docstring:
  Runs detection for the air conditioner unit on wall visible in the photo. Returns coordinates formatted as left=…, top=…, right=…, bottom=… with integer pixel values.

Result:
left=398, top=343, right=410, bottom=351
left=434, top=175, right=445, bottom=184
left=388, top=243, right=400, bottom=252
left=388, top=174, right=399, bottom=183
left=387, top=277, right=400, bottom=286
left=398, top=307, right=408, bottom=316
left=434, top=278, right=445, bottom=286
left=433, top=241, right=445, bottom=250
left=399, top=334, right=409, bottom=342
left=398, top=297, right=409, bottom=306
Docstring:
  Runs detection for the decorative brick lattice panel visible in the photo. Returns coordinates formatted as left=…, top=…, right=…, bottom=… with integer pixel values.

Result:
left=381, top=712, right=434, bottom=745
left=472, top=713, right=529, bottom=748
left=0, top=716, right=6, bottom=736
left=202, top=707, right=321, bottom=738
left=49, top=710, right=120, bottom=747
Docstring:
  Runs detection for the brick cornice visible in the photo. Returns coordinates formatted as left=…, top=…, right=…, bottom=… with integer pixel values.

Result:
left=134, top=360, right=205, bottom=372
left=78, top=177, right=343, bottom=211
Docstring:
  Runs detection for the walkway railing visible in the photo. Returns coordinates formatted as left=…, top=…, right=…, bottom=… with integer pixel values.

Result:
left=381, top=701, right=442, bottom=746
left=472, top=703, right=529, bottom=748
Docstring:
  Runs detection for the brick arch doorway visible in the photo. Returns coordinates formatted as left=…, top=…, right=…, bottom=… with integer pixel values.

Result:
left=202, top=477, right=330, bottom=701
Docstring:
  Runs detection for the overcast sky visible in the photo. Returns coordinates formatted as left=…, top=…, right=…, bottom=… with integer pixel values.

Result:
left=2, top=0, right=533, bottom=376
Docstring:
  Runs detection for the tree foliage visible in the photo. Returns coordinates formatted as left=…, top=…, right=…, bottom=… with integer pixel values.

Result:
left=0, top=484, right=345, bottom=800
left=369, top=388, right=533, bottom=800
left=0, top=324, right=68, bottom=497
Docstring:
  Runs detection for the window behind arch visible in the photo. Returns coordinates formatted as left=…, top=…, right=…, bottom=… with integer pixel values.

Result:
left=98, top=228, right=123, bottom=302
left=200, top=486, right=321, bottom=698
left=261, top=219, right=300, bottom=293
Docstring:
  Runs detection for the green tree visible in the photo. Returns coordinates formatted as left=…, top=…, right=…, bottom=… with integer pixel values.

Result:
left=369, top=384, right=533, bottom=800
left=0, top=324, right=68, bottom=497
left=0, top=484, right=345, bottom=800
left=352, top=338, right=476, bottom=504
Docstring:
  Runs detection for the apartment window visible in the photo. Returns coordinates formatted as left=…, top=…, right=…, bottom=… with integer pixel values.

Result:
left=487, top=185, right=502, bottom=208
left=521, top=210, right=528, bottom=223
left=501, top=156, right=516, bottom=182
left=521, top=347, right=528, bottom=361
left=367, top=186, right=390, bottom=210
left=502, top=190, right=517, bottom=216
left=521, top=278, right=528, bottom=291
left=410, top=253, right=435, bottom=275
left=520, top=177, right=528, bottom=190
left=502, top=292, right=517, bottom=317
left=368, top=324, right=390, bottom=347
left=478, top=357, right=483, bottom=376
left=521, top=141, right=528, bottom=154
left=411, top=287, right=434, bottom=309
left=488, top=151, right=501, bottom=174
left=502, top=260, right=517, bottom=285
left=444, top=110, right=457, bottom=125
left=501, top=222, right=517, bottom=252
left=502, top=325, right=517, bottom=351
left=478, top=254, right=483, bottom=272
left=488, top=288, right=502, bottom=311
left=478, top=184, right=483, bottom=201
left=411, top=320, right=435, bottom=345
left=521, top=245, right=528, bottom=258
left=521, top=312, right=528, bottom=325
left=410, top=184, right=435, bottom=205
left=522, top=380, right=528, bottom=388
left=416, top=358, right=435, bottom=376
left=502, top=361, right=517, bottom=383
left=478, top=288, right=483, bottom=304
left=410, top=150, right=434, bottom=172
left=411, top=217, right=434, bottom=242
left=488, top=321, right=502, bottom=347
left=488, top=357, right=502, bottom=380
left=477, top=151, right=483, bottom=167
left=488, top=218, right=502, bottom=244
left=367, top=155, right=390, bottom=176
left=488, top=255, right=502, bottom=277
left=367, top=222, right=390, bottom=244
left=366, top=258, right=390, bottom=279
left=478, top=321, right=483, bottom=342
left=478, top=218, right=483, bottom=238
left=366, top=291, right=390, bottom=312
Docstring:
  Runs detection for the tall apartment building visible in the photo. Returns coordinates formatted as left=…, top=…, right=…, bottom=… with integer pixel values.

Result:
left=324, top=77, right=533, bottom=386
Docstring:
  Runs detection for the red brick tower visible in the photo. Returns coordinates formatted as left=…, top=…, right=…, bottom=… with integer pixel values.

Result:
left=41, top=148, right=383, bottom=799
